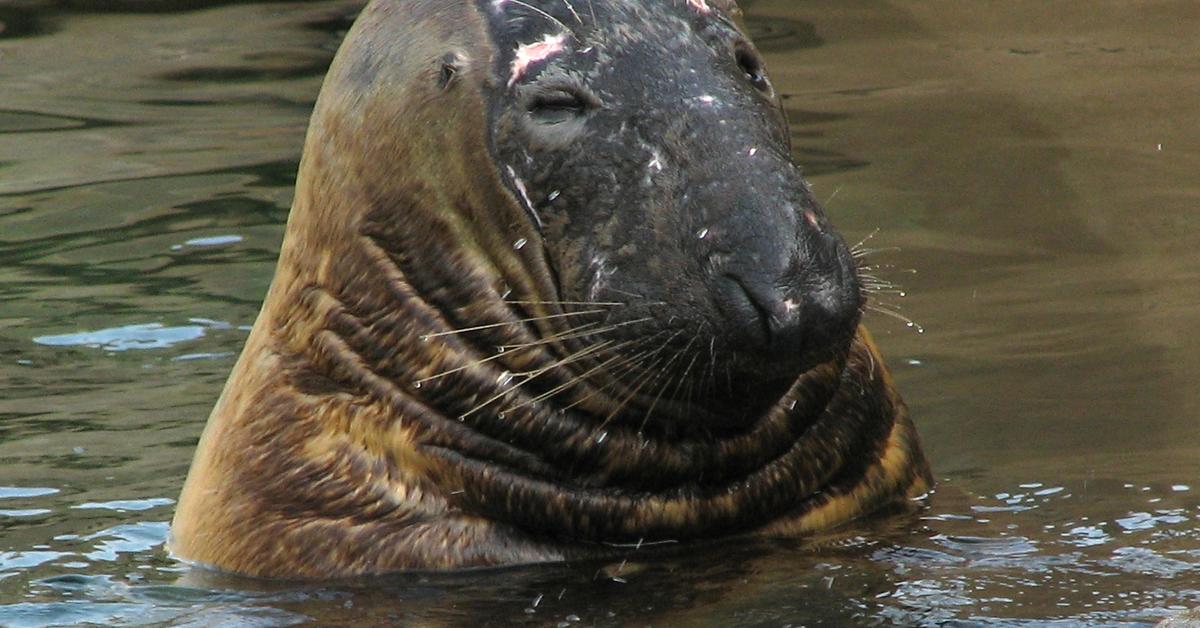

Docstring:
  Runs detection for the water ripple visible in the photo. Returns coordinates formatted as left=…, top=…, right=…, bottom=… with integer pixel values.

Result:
left=31, top=319, right=237, bottom=352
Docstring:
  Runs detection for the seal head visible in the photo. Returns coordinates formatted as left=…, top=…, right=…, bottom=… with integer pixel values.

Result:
left=170, top=0, right=932, bottom=578
left=484, top=0, right=862, bottom=424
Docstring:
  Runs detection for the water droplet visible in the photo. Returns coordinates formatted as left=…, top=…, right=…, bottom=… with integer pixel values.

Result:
left=498, top=371, right=513, bottom=386
left=414, top=381, right=423, bottom=389
left=548, top=190, right=561, bottom=201
left=696, top=227, right=709, bottom=239
left=748, top=147, right=758, bottom=157
left=496, top=346, right=507, bottom=353
left=596, top=431, right=608, bottom=444
left=787, top=400, right=797, bottom=410
left=513, top=238, right=528, bottom=250
left=898, top=291, right=907, bottom=297
left=498, top=412, right=506, bottom=420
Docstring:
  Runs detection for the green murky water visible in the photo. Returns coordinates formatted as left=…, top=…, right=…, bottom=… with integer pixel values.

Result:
left=2, top=0, right=1198, bottom=625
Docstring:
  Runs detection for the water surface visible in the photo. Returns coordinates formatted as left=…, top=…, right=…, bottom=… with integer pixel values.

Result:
left=2, top=0, right=1198, bottom=624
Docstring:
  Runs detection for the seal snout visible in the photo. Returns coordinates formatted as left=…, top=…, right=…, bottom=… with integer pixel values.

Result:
left=714, top=219, right=863, bottom=376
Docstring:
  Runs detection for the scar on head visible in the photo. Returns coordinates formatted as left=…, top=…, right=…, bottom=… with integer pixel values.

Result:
left=506, top=165, right=544, bottom=229
left=509, top=33, right=568, bottom=87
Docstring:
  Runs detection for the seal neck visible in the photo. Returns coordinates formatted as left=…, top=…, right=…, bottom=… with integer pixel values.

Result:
left=272, top=218, right=891, bottom=541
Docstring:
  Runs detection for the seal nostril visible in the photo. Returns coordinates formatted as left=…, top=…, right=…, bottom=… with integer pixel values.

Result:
left=720, top=273, right=773, bottom=347
left=719, top=270, right=844, bottom=364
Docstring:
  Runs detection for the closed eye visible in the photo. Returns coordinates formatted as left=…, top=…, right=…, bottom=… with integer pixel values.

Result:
left=525, top=84, right=598, bottom=123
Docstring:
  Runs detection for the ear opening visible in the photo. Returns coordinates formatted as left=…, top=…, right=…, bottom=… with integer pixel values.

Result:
left=438, top=51, right=466, bottom=90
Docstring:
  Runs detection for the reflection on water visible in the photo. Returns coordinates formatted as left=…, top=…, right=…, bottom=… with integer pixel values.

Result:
left=1, top=0, right=1198, bottom=625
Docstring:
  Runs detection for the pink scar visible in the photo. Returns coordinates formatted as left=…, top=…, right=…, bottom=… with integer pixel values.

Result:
left=509, top=33, right=568, bottom=87
left=687, top=0, right=713, bottom=15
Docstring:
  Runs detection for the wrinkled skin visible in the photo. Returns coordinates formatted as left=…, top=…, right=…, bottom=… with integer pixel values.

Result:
left=483, top=0, right=862, bottom=425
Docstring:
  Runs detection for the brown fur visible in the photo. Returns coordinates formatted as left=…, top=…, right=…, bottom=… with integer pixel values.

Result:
left=169, top=0, right=932, bottom=578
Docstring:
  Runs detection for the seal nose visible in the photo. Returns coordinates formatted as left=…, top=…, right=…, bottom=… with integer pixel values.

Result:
left=722, top=274, right=847, bottom=359
left=714, top=227, right=862, bottom=368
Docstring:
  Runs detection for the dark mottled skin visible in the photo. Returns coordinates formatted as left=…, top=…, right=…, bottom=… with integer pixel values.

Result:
left=169, top=0, right=932, bottom=579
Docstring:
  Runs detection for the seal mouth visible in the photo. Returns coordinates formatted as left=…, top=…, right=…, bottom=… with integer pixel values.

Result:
left=507, top=296, right=852, bottom=431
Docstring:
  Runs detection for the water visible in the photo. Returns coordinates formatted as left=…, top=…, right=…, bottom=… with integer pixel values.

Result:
left=1, top=0, right=1198, bottom=624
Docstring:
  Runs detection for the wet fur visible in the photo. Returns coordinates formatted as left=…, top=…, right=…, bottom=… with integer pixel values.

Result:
left=170, top=0, right=932, bottom=578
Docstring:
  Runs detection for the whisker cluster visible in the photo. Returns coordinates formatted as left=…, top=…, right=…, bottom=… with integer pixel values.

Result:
left=850, top=229, right=925, bottom=334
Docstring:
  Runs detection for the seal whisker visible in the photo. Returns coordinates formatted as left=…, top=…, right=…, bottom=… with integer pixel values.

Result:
left=414, top=322, right=604, bottom=385
left=500, top=316, right=654, bottom=351
left=415, top=345, right=525, bottom=386
left=652, top=336, right=705, bottom=420
left=852, top=246, right=901, bottom=260
left=459, top=339, right=628, bottom=419
left=559, top=0, right=583, bottom=26
left=510, top=335, right=628, bottom=378
left=556, top=338, right=669, bottom=416
left=589, top=328, right=676, bottom=384
left=631, top=332, right=695, bottom=432
left=849, top=228, right=880, bottom=257
left=505, top=0, right=577, bottom=38
left=865, top=303, right=925, bottom=334
left=595, top=286, right=647, bottom=300
left=505, top=299, right=626, bottom=307
left=850, top=232, right=918, bottom=313
left=523, top=336, right=654, bottom=409
left=544, top=330, right=673, bottom=413
left=597, top=350, right=673, bottom=432
left=420, top=309, right=607, bottom=340
left=684, top=354, right=703, bottom=406
left=701, top=334, right=717, bottom=391
left=597, top=331, right=691, bottom=425
left=502, top=343, right=643, bottom=415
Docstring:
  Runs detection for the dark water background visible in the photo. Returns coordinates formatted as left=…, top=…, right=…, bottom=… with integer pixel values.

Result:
left=2, top=0, right=1199, bottom=625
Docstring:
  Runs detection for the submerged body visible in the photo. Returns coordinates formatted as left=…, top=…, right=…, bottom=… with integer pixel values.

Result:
left=170, top=0, right=932, bottom=578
